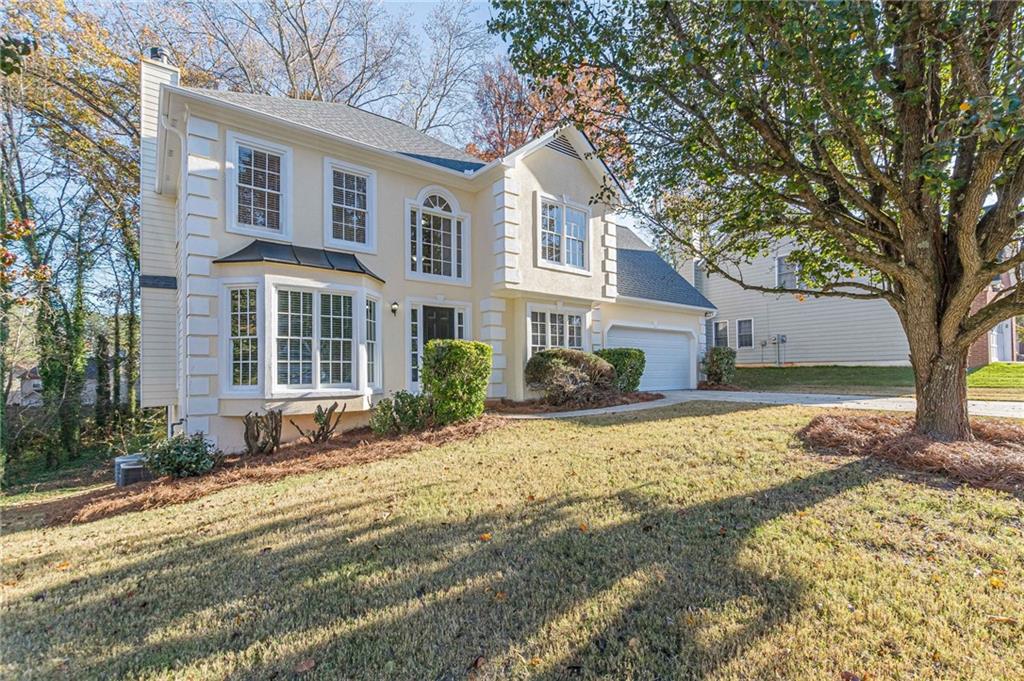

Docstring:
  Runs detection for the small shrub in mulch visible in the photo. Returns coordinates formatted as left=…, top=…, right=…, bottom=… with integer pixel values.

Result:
left=798, top=413, right=1024, bottom=494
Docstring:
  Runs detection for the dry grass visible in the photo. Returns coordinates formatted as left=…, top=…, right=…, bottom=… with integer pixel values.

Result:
left=3, top=417, right=504, bottom=530
left=3, top=402, right=1022, bottom=680
left=799, top=413, right=1024, bottom=494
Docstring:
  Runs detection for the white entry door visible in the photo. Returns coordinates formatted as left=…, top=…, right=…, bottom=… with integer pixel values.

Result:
left=605, top=327, right=692, bottom=390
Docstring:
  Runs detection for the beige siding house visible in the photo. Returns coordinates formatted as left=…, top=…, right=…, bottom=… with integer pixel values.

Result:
left=692, top=246, right=1018, bottom=367
left=138, top=52, right=714, bottom=452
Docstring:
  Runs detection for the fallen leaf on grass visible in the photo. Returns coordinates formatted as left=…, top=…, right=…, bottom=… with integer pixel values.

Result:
left=578, top=523, right=589, bottom=533
left=469, top=655, right=485, bottom=669
left=987, top=615, right=1017, bottom=625
left=54, top=561, right=71, bottom=571
left=989, top=576, right=1005, bottom=589
left=294, top=658, right=316, bottom=673
left=529, top=657, right=542, bottom=666
left=839, top=673, right=861, bottom=681
left=494, top=591, right=508, bottom=602
left=479, top=532, right=493, bottom=542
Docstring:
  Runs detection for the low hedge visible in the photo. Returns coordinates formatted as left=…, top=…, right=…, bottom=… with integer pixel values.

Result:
left=422, top=339, right=493, bottom=425
left=369, top=390, right=433, bottom=435
left=594, top=348, right=646, bottom=392
left=524, top=348, right=616, bottom=405
left=145, top=432, right=221, bottom=478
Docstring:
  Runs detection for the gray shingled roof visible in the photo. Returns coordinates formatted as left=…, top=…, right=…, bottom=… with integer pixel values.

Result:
left=179, top=87, right=485, bottom=172
left=616, top=227, right=715, bottom=309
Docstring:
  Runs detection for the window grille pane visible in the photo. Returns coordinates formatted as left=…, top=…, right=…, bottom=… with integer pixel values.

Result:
left=230, top=288, right=259, bottom=386
left=567, top=314, right=583, bottom=349
left=236, top=144, right=283, bottom=231
left=530, top=311, right=548, bottom=355
left=277, top=289, right=313, bottom=385
left=319, top=293, right=353, bottom=385
left=540, top=202, right=562, bottom=263
left=550, top=313, right=566, bottom=348
left=410, top=308, right=419, bottom=383
left=331, top=169, right=369, bottom=243
left=366, top=299, right=377, bottom=385
left=565, top=208, right=587, bottom=268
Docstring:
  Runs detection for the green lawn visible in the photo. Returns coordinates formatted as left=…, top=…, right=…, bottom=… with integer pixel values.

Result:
left=2, top=403, right=1022, bottom=680
left=733, top=363, right=1024, bottom=401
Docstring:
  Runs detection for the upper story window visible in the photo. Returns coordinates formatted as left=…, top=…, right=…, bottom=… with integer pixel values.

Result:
left=324, top=157, right=376, bottom=253
left=227, top=132, right=292, bottom=239
left=775, top=255, right=804, bottom=289
left=537, top=194, right=590, bottom=272
left=407, top=187, right=470, bottom=285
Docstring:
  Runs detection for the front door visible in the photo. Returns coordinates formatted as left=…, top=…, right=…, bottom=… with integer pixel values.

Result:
left=423, top=306, right=455, bottom=344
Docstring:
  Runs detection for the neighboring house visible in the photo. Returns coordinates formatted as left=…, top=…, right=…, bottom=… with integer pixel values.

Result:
left=689, top=245, right=1019, bottom=367
left=5, top=361, right=115, bottom=407
left=138, top=50, right=714, bottom=452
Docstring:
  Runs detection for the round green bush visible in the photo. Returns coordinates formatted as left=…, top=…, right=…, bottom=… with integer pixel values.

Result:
left=702, top=346, right=737, bottom=385
left=594, top=348, right=646, bottom=392
left=524, top=348, right=616, bottom=405
left=145, top=432, right=221, bottom=478
left=422, top=339, right=493, bottom=425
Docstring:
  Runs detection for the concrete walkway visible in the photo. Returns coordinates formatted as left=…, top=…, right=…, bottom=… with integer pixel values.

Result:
left=504, top=389, right=1024, bottom=420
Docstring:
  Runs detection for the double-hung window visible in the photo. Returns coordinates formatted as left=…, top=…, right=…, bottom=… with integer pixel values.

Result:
left=277, top=290, right=314, bottom=385
left=713, top=321, right=729, bottom=348
left=229, top=288, right=259, bottom=388
left=408, top=191, right=468, bottom=283
left=538, top=195, right=589, bottom=271
left=319, top=293, right=354, bottom=386
left=530, top=309, right=585, bottom=355
left=737, top=319, right=753, bottom=348
left=325, top=158, right=376, bottom=252
left=775, top=255, right=803, bottom=289
left=365, top=298, right=379, bottom=388
left=228, top=132, right=291, bottom=238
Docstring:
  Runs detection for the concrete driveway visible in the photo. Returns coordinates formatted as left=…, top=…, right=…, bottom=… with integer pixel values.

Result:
left=505, top=389, right=1024, bottom=420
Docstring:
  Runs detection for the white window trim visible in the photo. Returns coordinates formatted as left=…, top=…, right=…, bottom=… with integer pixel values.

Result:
left=405, top=296, right=473, bottom=392
left=736, top=318, right=754, bottom=349
left=323, top=156, right=377, bottom=254
left=713, top=319, right=730, bottom=348
left=225, top=131, right=293, bottom=241
left=219, top=278, right=265, bottom=397
left=525, top=301, right=590, bottom=359
left=365, top=294, right=383, bottom=393
left=534, top=192, right=592, bottom=276
left=405, top=185, right=472, bottom=287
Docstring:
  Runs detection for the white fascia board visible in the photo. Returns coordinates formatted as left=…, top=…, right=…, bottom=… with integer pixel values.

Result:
left=615, top=294, right=717, bottom=314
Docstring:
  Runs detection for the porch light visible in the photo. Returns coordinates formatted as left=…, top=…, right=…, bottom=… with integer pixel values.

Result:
left=391, top=301, right=400, bottom=316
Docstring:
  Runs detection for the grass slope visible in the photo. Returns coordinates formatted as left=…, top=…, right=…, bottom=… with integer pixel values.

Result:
left=734, top=363, right=1024, bottom=401
left=2, top=402, right=1022, bottom=680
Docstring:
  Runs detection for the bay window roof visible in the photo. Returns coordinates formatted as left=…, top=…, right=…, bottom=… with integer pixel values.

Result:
left=214, top=239, right=384, bottom=282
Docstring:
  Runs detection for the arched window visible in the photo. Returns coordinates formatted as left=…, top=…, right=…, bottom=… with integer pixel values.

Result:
left=408, top=188, right=467, bottom=281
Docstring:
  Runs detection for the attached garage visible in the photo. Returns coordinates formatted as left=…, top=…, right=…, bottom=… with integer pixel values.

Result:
left=606, top=326, right=693, bottom=391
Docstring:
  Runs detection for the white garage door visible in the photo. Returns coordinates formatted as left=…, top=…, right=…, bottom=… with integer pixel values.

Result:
left=606, top=327, right=691, bottom=390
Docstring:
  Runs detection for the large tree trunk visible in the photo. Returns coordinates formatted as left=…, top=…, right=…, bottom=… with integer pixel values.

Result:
left=906, top=328, right=973, bottom=441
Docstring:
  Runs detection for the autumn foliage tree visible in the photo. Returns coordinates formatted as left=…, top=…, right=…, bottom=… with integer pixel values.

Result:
left=492, top=0, right=1024, bottom=440
left=466, top=57, right=632, bottom=174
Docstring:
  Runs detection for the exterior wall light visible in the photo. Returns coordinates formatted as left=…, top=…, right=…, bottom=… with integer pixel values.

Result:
left=391, top=301, right=400, bottom=316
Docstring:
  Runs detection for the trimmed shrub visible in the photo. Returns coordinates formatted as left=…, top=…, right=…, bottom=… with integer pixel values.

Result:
left=702, top=346, right=737, bottom=385
left=145, top=432, right=221, bottom=478
left=370, top=390, right=433, bottom=436
left=422, top=339, right=493, bottom=425
left=524, top=348, right=616, bottom=405
left=595, top=348, right=646, bottom=392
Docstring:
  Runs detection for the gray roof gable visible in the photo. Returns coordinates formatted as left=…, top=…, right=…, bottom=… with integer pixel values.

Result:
left=616, top=227, right=715, bottom=309
left=179, top=87, right=485, bottom=172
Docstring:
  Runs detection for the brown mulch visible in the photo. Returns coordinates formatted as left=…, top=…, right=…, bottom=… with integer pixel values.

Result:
left=487, top=392, right=664, bottom=415
left=5, top=417, right=506, bottom=530
left=798, top=413, right=1024, bottom=494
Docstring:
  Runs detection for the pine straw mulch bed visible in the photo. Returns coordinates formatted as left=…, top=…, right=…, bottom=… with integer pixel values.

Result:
left=798, top=412, right=1024, bottom=494
left=486, top=391, right=664, bottom=415
left=696, top=381, right=744, bottom=391
left=5, top=417, right=506, bottom=529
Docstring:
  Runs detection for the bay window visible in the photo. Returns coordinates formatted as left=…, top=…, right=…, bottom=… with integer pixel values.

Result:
left=276, top=290, right=314, bottom=385
left=538, top=195, right=589, bottom=271
left=318, top=293, right=354, bottom=386
left=229, top=288, right=259, bottom=387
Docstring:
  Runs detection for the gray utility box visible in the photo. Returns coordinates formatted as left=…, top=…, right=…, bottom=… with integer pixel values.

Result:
left=114, top=453, right=153, bottom=487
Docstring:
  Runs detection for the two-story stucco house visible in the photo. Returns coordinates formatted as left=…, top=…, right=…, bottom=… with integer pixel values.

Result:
left=138, top=51, right=714, bottom=452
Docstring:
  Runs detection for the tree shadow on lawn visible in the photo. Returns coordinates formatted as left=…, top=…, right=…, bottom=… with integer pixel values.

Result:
left=6, top=458, right=886, bottom=680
